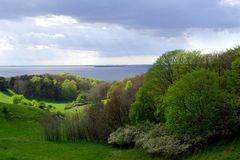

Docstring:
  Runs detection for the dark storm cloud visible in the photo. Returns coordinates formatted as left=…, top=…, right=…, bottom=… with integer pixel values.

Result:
left=0, top=0, right=239, bottom=29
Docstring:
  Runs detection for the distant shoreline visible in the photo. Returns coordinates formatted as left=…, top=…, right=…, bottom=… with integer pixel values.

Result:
left=0, top=65, right=151, bottom=81
left=0, top=65, right=152, bottom=68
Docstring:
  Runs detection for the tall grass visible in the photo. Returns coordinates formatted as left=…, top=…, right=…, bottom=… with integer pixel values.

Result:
left=41, top=113, right=62, bottom=141
left=64, top=113, right=85, bottom=141
left=41, top=111, right=90, bottom=141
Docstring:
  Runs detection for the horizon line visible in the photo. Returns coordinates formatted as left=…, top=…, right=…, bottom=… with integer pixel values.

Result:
left=0, top=64, right=153, bottom=67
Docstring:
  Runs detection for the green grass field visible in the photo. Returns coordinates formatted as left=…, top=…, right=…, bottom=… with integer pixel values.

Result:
left=0, top=90, right=70, bottom=113
left=0, top=102, right=159, bottom=160
left=185, top=140, right=240, bottom=160
left=0, top=90, right=15, bottom=104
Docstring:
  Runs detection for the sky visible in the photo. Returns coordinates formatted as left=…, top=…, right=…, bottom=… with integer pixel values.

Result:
left=0, top=0, right=240, bottom=65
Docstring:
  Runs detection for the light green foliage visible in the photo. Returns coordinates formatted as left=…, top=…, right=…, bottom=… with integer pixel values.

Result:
left=129, top=50, right=178, bottom=123
left=124, top=80, right=133, bottom=90
left=61, top=79, right=78, bottom=100
left=172, top=51, right=202, bottom=79
left=30, top=76, right=42, bottom=95
left=0, top=102, right=43, bottom=120
left=130, top=50, right=196, bottom=123
left=0, top=89, right=15, bottom=104
left=12, top=94, right=25, bottom=104
left=163, top=69, right=225, bottom=135
left=31, top=100, right=39, bottom=108
left=76, top=93, right=87, bottom=103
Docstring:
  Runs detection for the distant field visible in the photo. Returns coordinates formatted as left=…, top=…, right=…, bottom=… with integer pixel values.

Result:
left=0, top=90, right=70, bottom=113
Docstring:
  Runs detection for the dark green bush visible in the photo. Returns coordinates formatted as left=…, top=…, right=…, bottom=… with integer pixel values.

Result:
left=2, top=106, right=11, bottom=119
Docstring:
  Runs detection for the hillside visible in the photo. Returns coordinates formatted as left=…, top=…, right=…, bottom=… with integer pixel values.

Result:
left=1, top=91, right=240, bottom=160
left=0, top=102, right=43, bottom=121
left=0, top=90, right=15, bottom=104
left=0, top=101, right=158, bottom=160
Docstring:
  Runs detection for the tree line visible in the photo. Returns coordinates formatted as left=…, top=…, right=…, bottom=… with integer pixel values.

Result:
left=0, top=73, right=98, bottom=100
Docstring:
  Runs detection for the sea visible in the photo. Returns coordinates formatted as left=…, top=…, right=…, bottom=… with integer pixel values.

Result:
left=0, top=65, right=151, bottom=81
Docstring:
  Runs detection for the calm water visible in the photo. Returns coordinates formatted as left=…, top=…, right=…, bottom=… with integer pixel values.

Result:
left=0, top=65, right=151, bottom=81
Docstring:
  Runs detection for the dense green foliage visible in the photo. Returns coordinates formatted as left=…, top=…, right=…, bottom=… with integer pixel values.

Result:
left=129, top=50, right=202, bottom=123
left=76, top=93, right=88, bottom=104
left=7, top=74, right=98, bottom=100
left=61, top=79, right=78, bottom=99
left=12, top=94, right=25, bottom=104
left=130, top=47, right=240, bottom=123
left=163, top=69, right=226, bottom=135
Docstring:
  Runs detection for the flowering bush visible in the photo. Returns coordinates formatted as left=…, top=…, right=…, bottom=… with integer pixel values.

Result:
left=108, top=125, right=141, bottom=147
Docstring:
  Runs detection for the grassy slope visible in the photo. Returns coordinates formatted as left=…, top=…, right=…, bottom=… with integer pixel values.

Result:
left=184, top=139, right=240, bottom=160
left=0, top=102, right=158, bottom=160
left=0, top=102, right=43, bottom=120
left=0, top=90, right=15, bottom=104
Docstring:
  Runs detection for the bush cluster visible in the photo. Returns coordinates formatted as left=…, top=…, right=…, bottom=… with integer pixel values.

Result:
left=108, top=123, right=191, bottom=157
left=108, top=125, right=140, bottom=147
left=12, top=94, right=53, bottom=110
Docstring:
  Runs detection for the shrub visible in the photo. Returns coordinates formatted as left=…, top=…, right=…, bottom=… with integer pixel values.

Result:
left=162, top=69, right=226, bottom=135
left=12, top=94, right=25, bottom=104
left=2, top=106, right=11, bottom=119
left=108, top=125, right=141, bottom=147
left=135, top=123, right=190, bottom=157
left=38, top=101, right=47, bottom=110
left=109, top=123, right=191, bottom=157
left=76, top=93, right=87, bottom=104
left=140, top=135, right=190, bottom=157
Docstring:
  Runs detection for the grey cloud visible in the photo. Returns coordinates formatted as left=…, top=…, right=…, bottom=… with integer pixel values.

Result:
left=0, top=0, right=239, bottom=30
